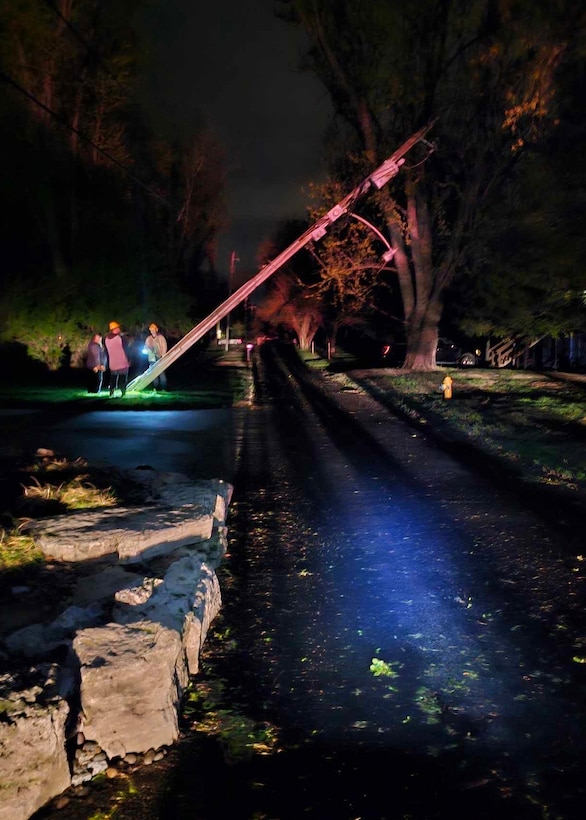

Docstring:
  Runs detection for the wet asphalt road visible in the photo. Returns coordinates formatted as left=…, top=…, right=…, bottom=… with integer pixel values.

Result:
left=1, top=405, right=243, bottom=484
left=34, top=343, right=586, bottom=819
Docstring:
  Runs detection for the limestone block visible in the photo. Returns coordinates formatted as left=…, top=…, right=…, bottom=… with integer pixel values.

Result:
left=72, top=566, right=147, bottom=605
left=183, top=565, right=222, bottom=675
left=112, top=555, right=217, bottom=633
left=155, top=481, right=232, bottom=527
left=29, top=504, right=215, bottom=563
left=0, top=697, right=70, bottom=820
left=0, top=471, right=233, bottom=810
left=114, top=556, right=222, bottom=675
left=74, top=621, right=184, bottom=758
left=114, top=577, right=163, bottom=606
left=5, top=603, right=104, bottom=659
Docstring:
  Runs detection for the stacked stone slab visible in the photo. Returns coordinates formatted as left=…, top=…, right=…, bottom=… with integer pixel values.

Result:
left=0, top=469, right=232, bottom=820
left=0, top=666, right=71, bottom=820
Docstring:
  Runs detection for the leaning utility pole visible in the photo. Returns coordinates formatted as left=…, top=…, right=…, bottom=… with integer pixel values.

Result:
left=224, top=250, right=240, bottom=351
left=126, top=121, right=436, bottom=392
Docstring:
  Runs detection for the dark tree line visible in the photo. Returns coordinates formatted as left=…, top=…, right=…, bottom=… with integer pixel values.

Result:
left=0, top=0, right=226, bottom=370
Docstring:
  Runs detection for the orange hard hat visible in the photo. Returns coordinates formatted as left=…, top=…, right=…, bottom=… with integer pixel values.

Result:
left=109, top=321, right=120, bottom=331
left=149, top=323, right=158, bottom=332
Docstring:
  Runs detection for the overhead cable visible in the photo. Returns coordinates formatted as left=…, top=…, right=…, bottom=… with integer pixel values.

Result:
left=0, top=68, right=174, bottom=212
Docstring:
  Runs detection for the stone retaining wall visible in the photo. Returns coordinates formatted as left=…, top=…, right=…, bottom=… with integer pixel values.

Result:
left=0, top=469, right=232, bottom=820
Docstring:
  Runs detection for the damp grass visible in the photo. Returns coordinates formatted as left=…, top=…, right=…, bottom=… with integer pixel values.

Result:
left=340, top=365, right=586, bottom=491
left=299, top=349, right=334, bottom=370
left=22, top=476, right=118, bottom=511
left=0, top=528, right=43, bottom=572
left=0, top=347, right=253, bottom=412
left=0, top=456, right=122, bottom=572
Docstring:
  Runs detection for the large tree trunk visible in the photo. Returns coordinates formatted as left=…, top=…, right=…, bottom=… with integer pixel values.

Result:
left=381, top=176, right=445, bottom=370
left=296, top=314, right=320, bottom=350
left=402, top=299, right=442, bottom=370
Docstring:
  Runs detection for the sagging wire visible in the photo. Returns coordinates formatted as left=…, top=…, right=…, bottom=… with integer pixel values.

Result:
left=0, top=68, right=174, bottom=213
left=401, top=138, right=436, bottom=170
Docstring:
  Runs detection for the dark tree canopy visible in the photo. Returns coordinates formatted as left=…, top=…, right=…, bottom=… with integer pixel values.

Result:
left=278, top=0, right=586, bottom=369
left=0, top=0, right=226, bottom=369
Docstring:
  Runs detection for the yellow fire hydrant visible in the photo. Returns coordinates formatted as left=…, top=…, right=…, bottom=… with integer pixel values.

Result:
left=441, top=375, right=453, bottom=400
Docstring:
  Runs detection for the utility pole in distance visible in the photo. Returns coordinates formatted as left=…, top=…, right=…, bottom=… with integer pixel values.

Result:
left=225, top=250, right=239, bottom=351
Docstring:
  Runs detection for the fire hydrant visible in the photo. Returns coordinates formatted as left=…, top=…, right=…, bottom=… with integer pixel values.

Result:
left=441, top=375, right=453, bottom=400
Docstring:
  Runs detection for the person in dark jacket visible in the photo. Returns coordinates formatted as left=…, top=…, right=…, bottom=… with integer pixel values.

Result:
left=86, top=333, right=107, bottom=394
left=104, top=321, right=131, bottom=397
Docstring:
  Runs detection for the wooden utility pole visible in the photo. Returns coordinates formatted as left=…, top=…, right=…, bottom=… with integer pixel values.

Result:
left=127, top=121, right=436, bottom=392
left=224, top=250, right=240, bottom=351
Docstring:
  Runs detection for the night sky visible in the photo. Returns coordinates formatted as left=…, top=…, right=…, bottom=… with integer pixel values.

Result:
left=135, top=1, right=334, bottom=277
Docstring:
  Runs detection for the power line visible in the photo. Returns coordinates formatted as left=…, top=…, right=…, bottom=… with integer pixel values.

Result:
left=41, top=0, right=99, bottom=57
left=26, top=0, right=180, bottom=213
left=0, top=67, right=174, bottom=212
left=40, top=0, right=131, bottom=96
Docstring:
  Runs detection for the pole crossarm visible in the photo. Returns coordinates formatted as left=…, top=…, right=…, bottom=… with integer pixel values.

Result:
left=127, top=121, right=436, bottom=392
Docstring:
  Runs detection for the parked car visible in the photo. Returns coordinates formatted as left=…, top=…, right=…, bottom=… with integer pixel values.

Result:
left=436, top=338, right=478, bottom=366
left=378, top=338, right=479, bottom=367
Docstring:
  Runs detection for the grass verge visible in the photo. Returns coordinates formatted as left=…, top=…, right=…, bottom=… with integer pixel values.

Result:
left=340, top=364, right=586, bottom=492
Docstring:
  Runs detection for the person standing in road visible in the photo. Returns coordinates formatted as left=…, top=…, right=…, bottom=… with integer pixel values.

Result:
left=144, top=322, right=168, bottom=391
left=104, top=321, right=131, bottom=397
left=86, top=332, right=107, bottom=394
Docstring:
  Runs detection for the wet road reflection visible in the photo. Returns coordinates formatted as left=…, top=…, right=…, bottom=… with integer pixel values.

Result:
left=166, top=345, right=585, bottom=818
left=9, top=408, right=242, bottom=482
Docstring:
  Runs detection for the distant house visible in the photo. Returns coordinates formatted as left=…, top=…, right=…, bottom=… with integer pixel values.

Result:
left=529, top=333, right=586, bottom=371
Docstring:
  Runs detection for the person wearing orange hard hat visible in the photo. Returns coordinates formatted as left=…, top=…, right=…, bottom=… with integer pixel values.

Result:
left=104, top=321, right=131, bottom=397
left=144, top=322, right=168, bottom=391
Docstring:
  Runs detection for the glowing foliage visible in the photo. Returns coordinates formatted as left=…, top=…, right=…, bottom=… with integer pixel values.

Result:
left=185, top=679, right=280, bottom=763
left=502, top=43, right=564, bottom=151
left=414, top=687, right=443, bottom=723
left=22, top=476, right=117, bottom=510
left=0, top=528, right=42, bottom=571
left=369, top=658, right=401, bottom=678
